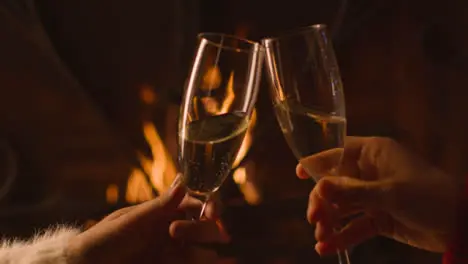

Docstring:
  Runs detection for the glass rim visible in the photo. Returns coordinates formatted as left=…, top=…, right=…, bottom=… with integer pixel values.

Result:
left=197, top=32, right=263, bottom=53
left=261, top=24, right=328, bottom=45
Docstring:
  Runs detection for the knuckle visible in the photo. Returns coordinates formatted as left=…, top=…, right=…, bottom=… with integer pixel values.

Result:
left=368, top=137, right=397, bottom=148
left=315, top=177, right=335, bottom=198
left=309, top=189, right=315, bottom=201
left=306, top=206, right=315, bottom=223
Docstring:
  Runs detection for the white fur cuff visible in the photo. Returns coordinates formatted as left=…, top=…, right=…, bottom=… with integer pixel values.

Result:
left=0, top=226, right=80, bottom=264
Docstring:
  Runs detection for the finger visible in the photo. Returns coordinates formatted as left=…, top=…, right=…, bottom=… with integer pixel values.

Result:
left=297, top=137, right=367, bottom=180
left=315, top=176, right=392, bottom=210
left=336, top=207, right=365, bottom=223
left=178, top=197, right=222, bottom=220
left=315, top=215, right=379, bottom=255
left=296, top=163, right=309, bottom=179
left=103, top=205, right=138, bottom=221
left=105, top=183, right=188, bottom=222
left=338, top=137, right=365, bottom=177
left=179, top=195, right=203, bottom=209
left=169, top=220, right=230, bottom=243
left=296, top=163, right=312, bottom=180
left=125, top=183, right=187, bottom=221
left=315, top=221, right=335, bottom=242
left=204, top=198, right=222, bottom=219
left=156, top=182, right=187, bottom=210
left=298, top=148, right=343, bottom=180
left=307, top=188, right=339, bottom=225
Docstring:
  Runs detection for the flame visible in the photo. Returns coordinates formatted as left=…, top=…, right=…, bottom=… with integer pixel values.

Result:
left=192, top=96, right=199, bottom=122
left=199, top=70, right=235, bottom=115
left=320, top=119, right=329, bottom=142
left=124, top=24, right=258, bottom=205
left=233, top=162, right=261, bottom=205
left=229, top=24, right=262, bottom=204
left=200, top=97, right=219, bottom=114
left=140, top=84, right=157, bottom=105
left=142, top=122, right=177, bottom=193
left=202, top=66, right=222, bottom=91
left=232, top=108, right=256, bottom=168
left=106, top=184, right=119, bottom=204
left=219, top=71, right=235, bottom=114
left=126, top=168, right=154, bottom=203
left=125, top=122, right=177, bottom=203
left=198, top=68, right=254, bottom=168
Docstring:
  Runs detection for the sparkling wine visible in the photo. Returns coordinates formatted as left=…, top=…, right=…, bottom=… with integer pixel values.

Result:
left=180, top=112, right=248, bottom=197
left=274, top=99, right=346, bottom=179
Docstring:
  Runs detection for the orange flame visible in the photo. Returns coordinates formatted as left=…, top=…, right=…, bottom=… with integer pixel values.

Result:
left=320, top=119, right=329, bottom=142
left=202, top=66, right=222, bottom=91
left=126, top=168, right=154, bottom=203
left=140, top=84, right=158, bottom=105
left=125, top=83, right=178, bottom=203
left=233, top=108, right=256, bottom=168
left=219, top=71, right=235, bottom=114
left=106, top=184, right=119, bottom=204
left=200, top=97, right=219, bottom=115
left=125, top=23, right=256, bottom=205
left=199, top=69, right=235, bottom=115
left=125, top=122, right=178, bottom=203
left=142, top=122, right=177, bottom=193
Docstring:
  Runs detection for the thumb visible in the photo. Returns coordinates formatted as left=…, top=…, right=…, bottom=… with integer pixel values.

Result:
left=127, top=179, right=187, bottom=220
left=156, top=181, right=187, bottom=211
left=157, top=174, right=187, bottom=210
left=316, top=176, right=393, bottom=210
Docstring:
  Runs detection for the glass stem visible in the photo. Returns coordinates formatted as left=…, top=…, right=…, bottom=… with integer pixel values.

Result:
left=198, top=200, right=208, bottom=219
left=191, top=194, right=210, bottom=220
left=333, top=224, right=351, bottom=264
left=337, top=249, right=351, bottom=264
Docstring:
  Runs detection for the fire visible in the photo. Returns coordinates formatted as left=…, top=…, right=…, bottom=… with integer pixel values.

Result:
left=229, top=24, right=262, bottom=204
left=200, top=97, right=219, bottom=114
left=199, top=66, right=255, bottom=168
left=202, top=66, right=222, bottom=91
left=126, top=168, right=154, bottom=203
left=125, top=122, right=178, bottom=203
left=232, top=161, right=261, bottom=205
left=106, top=184, right=119, bottom=204
left=200, top=69, right=235, bottom=115
left=231, top=110, right=259, bottom=204
left=219, top=72, right=235, bottom=114
left=124, top=23, right=257, bottom=205
left=233, top=108, right=256, bottom=168
left=140, top=84, right=158, bottom=105
left=143, top=122, right=177, bottom=192
left=125, top=85, right=178, bottom=204
left=320, top=120, right=329, bottom=142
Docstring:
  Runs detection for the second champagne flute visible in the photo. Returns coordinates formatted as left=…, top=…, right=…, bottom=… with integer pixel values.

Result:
left=178, top=33, right=264, bottom=219
left=263, top=25, right=350, bottom=264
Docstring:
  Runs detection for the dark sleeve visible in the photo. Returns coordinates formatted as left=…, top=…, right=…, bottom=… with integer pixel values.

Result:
left=443, top=176, right=468, bottom=264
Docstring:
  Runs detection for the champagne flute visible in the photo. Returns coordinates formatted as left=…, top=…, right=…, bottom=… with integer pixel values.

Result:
left=178, top=33, right=264, bottom=219
left=262, top=25, right=350, bottom=264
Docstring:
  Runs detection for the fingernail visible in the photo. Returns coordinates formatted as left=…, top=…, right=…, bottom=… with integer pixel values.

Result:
left=170, top=173, right=182, bottom=189
left=308, top=209, right=320, bottom=223
left=315, top=242, right=335, bottom=256
left=171, top=226, right=183, bottom=238
left=314, top=243, right=322, bottom=256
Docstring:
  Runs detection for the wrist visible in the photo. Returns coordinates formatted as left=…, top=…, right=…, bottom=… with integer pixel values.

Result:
left=64, top=235, right=85, bottom=264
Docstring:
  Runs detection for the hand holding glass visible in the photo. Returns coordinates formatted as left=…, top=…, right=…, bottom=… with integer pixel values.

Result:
left=263, top=25, right=350, bottom=264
